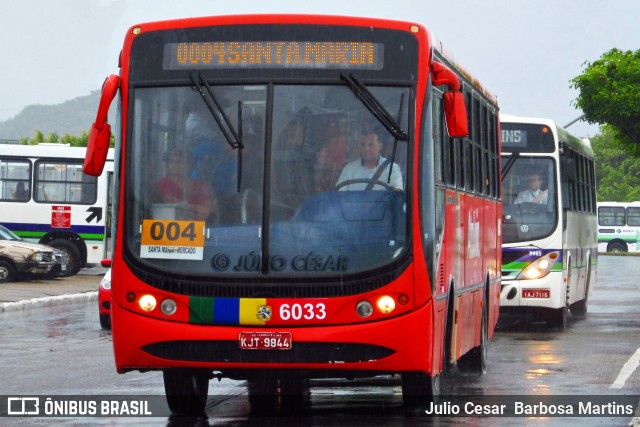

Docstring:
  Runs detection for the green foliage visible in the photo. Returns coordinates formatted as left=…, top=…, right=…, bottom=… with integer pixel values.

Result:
left=21, top=130, right=89, bottom=147
left=593, top=125, right=640, bottom=202
left=571, top=48, right=640, bottom=146
left=20, top=130, right=115, bottom=147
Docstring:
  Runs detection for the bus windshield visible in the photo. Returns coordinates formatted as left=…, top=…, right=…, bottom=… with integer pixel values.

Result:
left=126, top=83, right=409, bottom=277
left=501, top=156, right=557, bottom=243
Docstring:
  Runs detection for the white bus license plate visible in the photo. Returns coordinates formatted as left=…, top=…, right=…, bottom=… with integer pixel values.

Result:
left=239, top=332, right=292, bottom=350
left=522, top=289, right=550, bottom=299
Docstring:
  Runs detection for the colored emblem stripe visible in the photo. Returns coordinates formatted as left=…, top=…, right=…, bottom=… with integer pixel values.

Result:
left=240, top=298, right=267, bottom=325
left=189, top=297, right=268, bottom=325
left=189, top=296, right=214, bottom=324
left=213, top=298, right=239, bottom=324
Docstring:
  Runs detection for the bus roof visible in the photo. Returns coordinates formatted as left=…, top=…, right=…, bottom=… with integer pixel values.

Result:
left=431, top=34, right=498, bottom=105
left=597, top=201, right=640, bottom=206
left=0, top=144, right=114, bottom=161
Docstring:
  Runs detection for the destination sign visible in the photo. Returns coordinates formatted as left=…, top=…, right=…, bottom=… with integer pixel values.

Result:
left=501, top=124, right=555, bottom=152
left=163, top=41, right=384, bottom=70
left=501, top=129, right=528, bottom=148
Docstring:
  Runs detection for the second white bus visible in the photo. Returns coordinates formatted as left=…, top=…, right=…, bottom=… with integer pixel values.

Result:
left=500, top=115, right=597, bottom=328
left=0, top=144, right=114, bottom=275
left=597, top=201, right=640, bottom=253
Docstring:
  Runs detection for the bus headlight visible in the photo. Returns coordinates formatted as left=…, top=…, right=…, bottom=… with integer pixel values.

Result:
left=516, top=251, right=559, bottom=280
left=356, top=301, right=373, bottom=318
left=138, top=294, right=157, bottom=312
left=160, top=299, right=177, bottom=316
left=376, top=295, right=396, bottom=314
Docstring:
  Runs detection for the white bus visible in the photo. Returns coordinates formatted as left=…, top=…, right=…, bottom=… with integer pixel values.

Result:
left=597, top=201, right=640, bottom=253
left=500, top=114, right=597, bottom=328
left=0, top=143, right=114, bottom=275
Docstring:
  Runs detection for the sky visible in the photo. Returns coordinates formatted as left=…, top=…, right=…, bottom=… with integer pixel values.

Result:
left=1, top=0, right=638, bottom=138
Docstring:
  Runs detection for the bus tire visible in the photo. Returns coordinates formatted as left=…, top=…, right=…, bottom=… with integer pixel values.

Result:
left=0, top=259, right=17, bottom=284
left=548, top=306, right=568, bottom=329
left=48, top=239, right=82, bottom=277
left=163, top=368, right=209, bottom=416
left=607, top=241, right=627, bottom=253
left=99, top=313, right=111, bottom=330
left=402, top=371, right=440, bottom=408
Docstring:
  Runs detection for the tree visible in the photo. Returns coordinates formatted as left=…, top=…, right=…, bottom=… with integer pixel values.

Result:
left=571, top=48, right=640, bottom=150
left=20, top=130, right=98, bottom=147
left=592, top=125, right=640, bottom=202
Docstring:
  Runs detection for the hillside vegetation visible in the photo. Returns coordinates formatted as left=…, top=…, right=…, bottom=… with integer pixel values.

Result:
left=0, top=91, right=99, bottom=140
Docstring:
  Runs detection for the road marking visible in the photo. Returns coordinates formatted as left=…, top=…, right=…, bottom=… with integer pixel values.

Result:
left=611, top=347, right=640, bottom=389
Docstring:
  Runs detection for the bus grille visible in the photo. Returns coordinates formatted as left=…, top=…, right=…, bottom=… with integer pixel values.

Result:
left=142, top=340, right=395, bottom=364
left=127, top=256, right=411, bottom=298
left=502, top=250, right=529, bottom=265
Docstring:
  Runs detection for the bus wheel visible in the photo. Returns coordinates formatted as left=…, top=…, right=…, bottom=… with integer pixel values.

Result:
left=548, top=306, right=568, bottom=329
left=49, top=239, right=82, bottom=277
left=457, top=301, right=488, bottom=373
left=608, top=242, right=627, bottom=253
left=401, top=372, right=440, bottom=408
left=99, top=313, right=111, bottom=330
left=163, top=369, right=209, bottom=416
left=0, top=259, right=17, bottom=284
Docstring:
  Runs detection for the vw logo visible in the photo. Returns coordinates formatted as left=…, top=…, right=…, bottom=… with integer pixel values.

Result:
left=520, top=224, right=530, bottom=233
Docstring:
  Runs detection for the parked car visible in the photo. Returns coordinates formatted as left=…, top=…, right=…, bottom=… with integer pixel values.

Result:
left=98, top=260, right=112, bottom=330
left=0, top=224, right=58, bottom=283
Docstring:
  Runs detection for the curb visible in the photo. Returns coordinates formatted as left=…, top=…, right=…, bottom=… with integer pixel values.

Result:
left=0, top=291, right=98, bottom=313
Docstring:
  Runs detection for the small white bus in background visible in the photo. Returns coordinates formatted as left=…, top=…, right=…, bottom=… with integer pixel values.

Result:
left=0, top=143, right=114, bottom=275
left=597, top=201, right=640, bottom=253
left=500, top=114, right=597, bottom=328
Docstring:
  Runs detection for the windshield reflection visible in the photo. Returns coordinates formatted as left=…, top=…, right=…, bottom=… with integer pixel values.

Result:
left=128, top=84, right=409, bottom=277
left=502, top=156, right=557, bottom=243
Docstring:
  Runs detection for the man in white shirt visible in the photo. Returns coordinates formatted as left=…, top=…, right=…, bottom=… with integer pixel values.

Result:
left=336, top=133, right=403, bottom=191
left=514, top=173, right=548, bottom=204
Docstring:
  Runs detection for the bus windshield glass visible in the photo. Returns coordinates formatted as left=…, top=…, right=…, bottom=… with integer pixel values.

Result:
left=501, top=156, right=557, bottom=243
left=126, top=83, right=409, bottom=277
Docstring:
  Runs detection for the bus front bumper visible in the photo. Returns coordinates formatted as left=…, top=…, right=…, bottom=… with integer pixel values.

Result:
left=500, top=277, right=565, bottom=310
left=109, top=300, right=437, bottom=378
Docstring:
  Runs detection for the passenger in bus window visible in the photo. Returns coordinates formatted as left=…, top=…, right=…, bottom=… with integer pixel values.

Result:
left=155, top=146, right=219, bottom=222
left=514, top=173, right=548, bottom=204
left=13, top=182, right=29, bottom=201
left=336, top=132, right=403, bottom=191
left=314, top=135, right=348, bottom=192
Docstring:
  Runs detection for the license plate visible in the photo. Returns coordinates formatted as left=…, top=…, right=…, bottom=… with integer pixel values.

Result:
left=522, top=289, right=550, bottom=299
left=239, top=332, right=292, bottom=350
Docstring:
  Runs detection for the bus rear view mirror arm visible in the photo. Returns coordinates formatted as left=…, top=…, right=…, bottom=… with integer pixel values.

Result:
left=84, top=74, right=120, bottom=176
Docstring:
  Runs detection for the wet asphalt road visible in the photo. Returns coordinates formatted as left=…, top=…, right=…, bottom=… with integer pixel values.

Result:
left=1, top=255, right=639, bottom=426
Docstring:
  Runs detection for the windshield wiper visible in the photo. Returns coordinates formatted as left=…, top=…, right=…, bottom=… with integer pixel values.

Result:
left=386, top=92, right=405, bottom=184
left=341, top=73, right=409, bottom=142
left=501, top=152, right=520, bottom=181
left=190, top=73, right=244, bottom=192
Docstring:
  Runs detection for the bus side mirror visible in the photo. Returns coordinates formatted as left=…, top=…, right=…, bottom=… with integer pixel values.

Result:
left=443, top=91, right=468, bottom=138
left=432, top=62, right=468, bottom=138
left=84, top=74, right=120, bottom=176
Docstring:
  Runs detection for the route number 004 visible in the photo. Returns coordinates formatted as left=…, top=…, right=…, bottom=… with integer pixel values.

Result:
left=148, top=221, right=197, bottom=241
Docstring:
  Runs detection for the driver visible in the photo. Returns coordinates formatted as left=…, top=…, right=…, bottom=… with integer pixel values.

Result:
left=335, top=132, right=403, bottom=191
left=514, top=172, right=548, bottom=204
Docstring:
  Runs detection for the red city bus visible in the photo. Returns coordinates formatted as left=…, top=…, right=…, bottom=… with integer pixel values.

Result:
left=85, top=14, right=501, bottom=415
